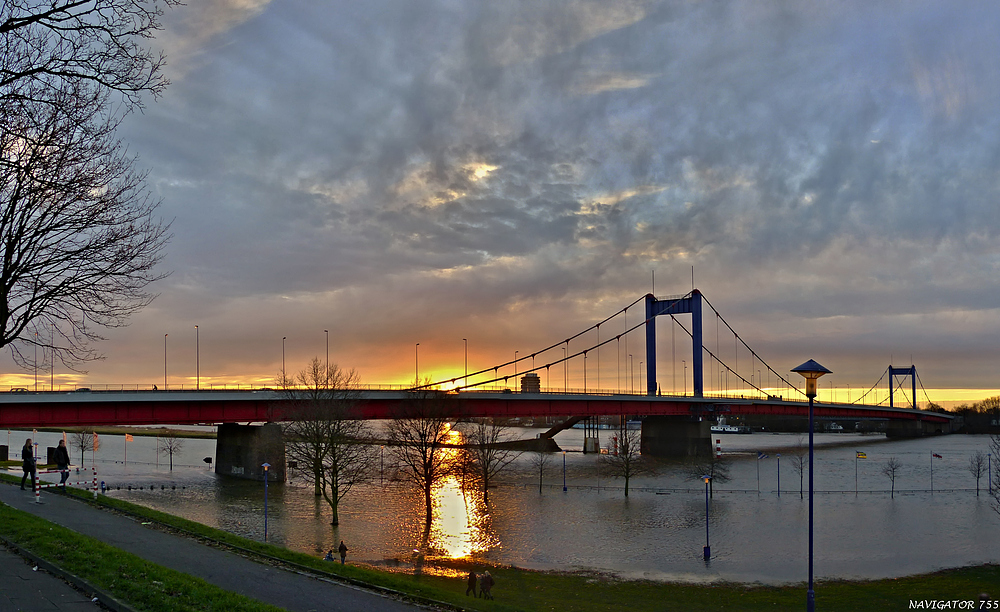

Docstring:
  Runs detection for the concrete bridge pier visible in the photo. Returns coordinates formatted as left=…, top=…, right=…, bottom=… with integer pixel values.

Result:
left=215, top=423, right=286, bottom=481
left=885, top=419, right=947, bottom=439
left=640, top=416, right=712, bottom=457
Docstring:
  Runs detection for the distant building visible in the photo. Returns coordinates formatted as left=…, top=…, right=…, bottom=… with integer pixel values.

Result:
left=521, top=373, right=541, bottom=393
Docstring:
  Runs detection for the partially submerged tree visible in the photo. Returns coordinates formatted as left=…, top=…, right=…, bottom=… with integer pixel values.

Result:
left=281, top=357, right=374, bottom=526
left=968, top=450, right=988, bottom=496
left=686, top=454, right=733, bottom=499
left=600, top=427, right=652, bottom=497
left=527, top=449, right=553, bottom=494
left=788, top=440, right=807, bottom=499
left=882, top=457, right=902, bottom=499
left=460, top=418, right=518, bottom=505
left=386, top=391, right=458, bottom=534
left=69, top=431, right=95, bottom=465
left=992, top=434, right=1000, bottom=516
left=0, top=1, right=173, bottom=370
left=156, top=432, right=184, bottom=470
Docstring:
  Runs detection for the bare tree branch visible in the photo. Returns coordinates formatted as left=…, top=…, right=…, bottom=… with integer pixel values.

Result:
left=280, top=357, right=374, bottom=526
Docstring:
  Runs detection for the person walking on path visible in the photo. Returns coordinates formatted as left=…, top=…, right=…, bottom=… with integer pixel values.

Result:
left=54, top=439, right=71, bottom=488
left=338, top=541, right=348, bottom=564
left=465, top=571, right=477, bottom=597
left=479, top=571, right=494, bottom=600
left=20, top=438, right=36, bottom=491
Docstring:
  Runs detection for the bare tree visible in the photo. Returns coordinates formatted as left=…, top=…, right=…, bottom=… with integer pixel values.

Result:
left=686, top=454, right=732, bottom=499
left=69, top=431, right=94, bottom=465
left=992, top=434, right=1000, bottom=516
left=281, top=357, right=374, bottom=526
left=156, top=432, right=184, bottom=470
left=0, top=1, right=173, bottom=370
left=599, top=427, right=652, bottom=497
left=527, top=449, right=553, bottom=494
left=882, top=457, right=902, bottom=499
left=1, top=0, right=176, bottom=109
left=460, top=418, right=518, bottom=505
left=386, top=391, right=458, bottom=534
left=788, top=439, right=807, bottom=499
left=968, top=450, right=988, bottom=496
left=1, top=89, right=169, bottom=368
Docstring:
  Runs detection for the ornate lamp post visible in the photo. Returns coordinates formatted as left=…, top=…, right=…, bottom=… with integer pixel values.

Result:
left=792, top=359, right=831, bottom=612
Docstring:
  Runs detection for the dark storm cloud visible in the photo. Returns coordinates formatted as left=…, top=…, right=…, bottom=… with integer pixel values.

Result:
left=89, top=0, right=1000, bottom=389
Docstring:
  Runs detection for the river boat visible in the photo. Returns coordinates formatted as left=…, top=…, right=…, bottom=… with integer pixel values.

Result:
left=710, top=423, right=752, bottom=434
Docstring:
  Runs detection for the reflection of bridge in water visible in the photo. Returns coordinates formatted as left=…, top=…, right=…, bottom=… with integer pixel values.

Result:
left=0, top=289, right=956, bottom=476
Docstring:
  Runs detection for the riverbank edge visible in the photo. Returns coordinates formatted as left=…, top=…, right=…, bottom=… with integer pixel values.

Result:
left=2, top=473, right=998, bottom=611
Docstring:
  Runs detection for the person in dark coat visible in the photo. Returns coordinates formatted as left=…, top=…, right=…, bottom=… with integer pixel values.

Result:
left=479, top=571, right=494, bottom=600
left=465, top=571, right=477, bottom=596
left=54, top=439, right=71, bottom=488
left=338, top=540, right=348, bottom=564
left=20, top=439, right=36, bottom=491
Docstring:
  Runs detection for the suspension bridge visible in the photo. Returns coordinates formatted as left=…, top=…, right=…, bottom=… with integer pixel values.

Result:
left=0, top=289, right=955, bottom=477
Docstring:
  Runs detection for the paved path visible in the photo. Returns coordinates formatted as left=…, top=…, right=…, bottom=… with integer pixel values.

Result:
left=0, top=543, right=98, bottom=611
left=0, top=484, right=431, bottom=612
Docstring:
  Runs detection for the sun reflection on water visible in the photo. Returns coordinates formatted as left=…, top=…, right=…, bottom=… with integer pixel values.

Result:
left=427, top=427, right=500, bottom=560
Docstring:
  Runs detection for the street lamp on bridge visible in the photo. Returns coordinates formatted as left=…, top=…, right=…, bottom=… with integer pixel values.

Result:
left=792, top=358, right=832, bottom=612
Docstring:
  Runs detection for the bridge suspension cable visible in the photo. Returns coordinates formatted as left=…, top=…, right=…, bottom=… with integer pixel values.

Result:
left=699, top=294, right=807, bottom=400
left=412, top=294, right=649, bottom=392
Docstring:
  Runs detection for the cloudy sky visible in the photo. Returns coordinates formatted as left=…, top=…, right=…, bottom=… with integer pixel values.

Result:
left=6, top=0, right=1000, bottom=404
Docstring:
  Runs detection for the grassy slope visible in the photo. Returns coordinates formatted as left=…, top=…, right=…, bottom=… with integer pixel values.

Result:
left=2, top=475, right=997, bottom=611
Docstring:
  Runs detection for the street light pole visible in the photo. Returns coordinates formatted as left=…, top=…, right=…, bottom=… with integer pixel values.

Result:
left=415, top=343, right=420, bottom=385
left=261, top=463, right=270, bottom=542
left=562, top=450, right=567, bottom=492
left=324, top=330, right=329, bottom=386
left=164, top=333, right=168, bottom=390
left=195, top=325, right=199, bottom=390
left=792, top=359, right=832, bottom=612
left=703, top=475, right=711, bottom=560
left=282, top=337, right=286, bottom=386
left=463, top=338, right=468, bottom=388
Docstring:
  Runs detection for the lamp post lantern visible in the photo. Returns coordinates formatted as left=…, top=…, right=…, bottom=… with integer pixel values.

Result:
left=702, top=475, right=712, bottom=560
left=415, top=343, right=420, bottom=385
left=792, top=359, right=831, bottom=612
left=195, top=325, right=199, bottom=390
left=261, top=462, right=271, bottom=542
left=282, top=337, right=286, bottom=386
left=324, top=330, right=329, bottom=386
left=463, top=338, right=468, bottom=388
left=164, top=333, right=168, bottom=390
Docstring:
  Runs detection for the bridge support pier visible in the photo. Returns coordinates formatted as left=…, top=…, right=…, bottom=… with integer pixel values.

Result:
left=216, top=423, right=286, bottom=481
left=640, top=416, right=712, bottom=458
left=885, top=419, right=945, bottom=439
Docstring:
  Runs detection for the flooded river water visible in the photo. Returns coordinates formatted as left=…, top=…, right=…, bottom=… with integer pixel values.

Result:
left=6, top=427, right=998, bottom=584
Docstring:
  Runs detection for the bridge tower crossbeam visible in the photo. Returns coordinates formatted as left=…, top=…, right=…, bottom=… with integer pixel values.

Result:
left=888, top=365, right=917, bottom=409
left=644, top=290, right=703, bottom=398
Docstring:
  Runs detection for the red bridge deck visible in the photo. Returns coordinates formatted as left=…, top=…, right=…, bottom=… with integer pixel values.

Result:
left=0, top=389, right=953, bottom=429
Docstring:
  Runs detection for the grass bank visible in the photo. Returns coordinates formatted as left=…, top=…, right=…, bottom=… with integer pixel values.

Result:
left=0, top=501, right=283, bottom=612
left=6, top=475, right=995, bottom=611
